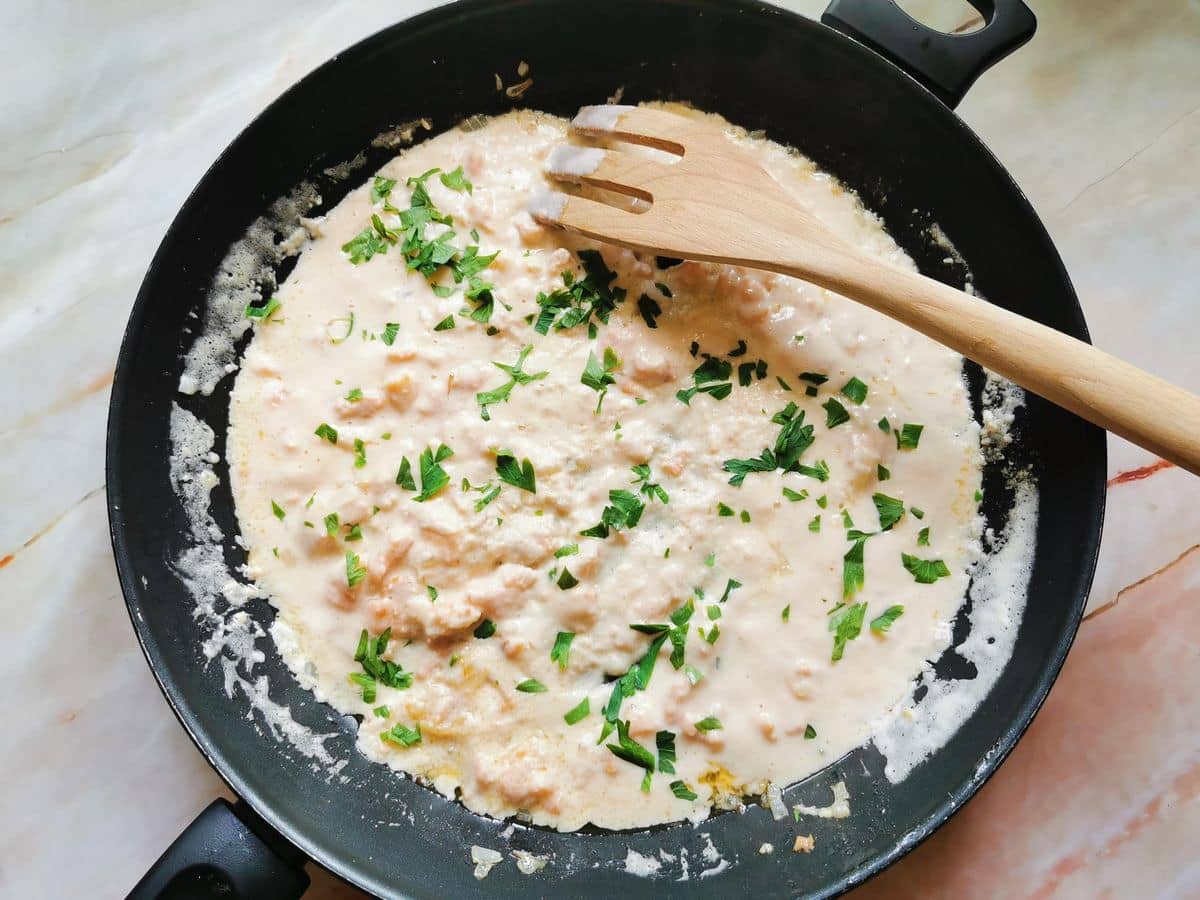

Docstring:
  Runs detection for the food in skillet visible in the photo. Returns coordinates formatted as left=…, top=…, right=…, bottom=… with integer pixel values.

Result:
left=227, top=105, right=983, bottom=830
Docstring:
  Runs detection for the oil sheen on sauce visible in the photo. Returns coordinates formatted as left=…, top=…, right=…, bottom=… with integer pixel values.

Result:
left=227, top=106, right=984, bottom=831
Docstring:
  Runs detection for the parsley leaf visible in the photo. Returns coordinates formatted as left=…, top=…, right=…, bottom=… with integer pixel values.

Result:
left=564, top=697, right=590, bottom=725
left=918, top=526, right=930, bottom=546
left=496, top=453, right=536, bottom=493
left=380, top=322, right=400, bottom=345
left=345, top=550, right=367, bottom=588
left=516, top=678, right=547, bottom=693
left=580, top=347, right=621, bottom=412
left=314, top=423, right=338, bottom=444
left=271, top=500, right=285, bottom=521
left=822, top=397, right=850, bottom=428
left=902, top=553, right=951, bottom=583
left=353, top=438, right=367, bottom=469
left=395, top=457, right=416, bottom=491
left=439, top=165, right=473, bottom=193
left=656, top=730, right=677, bottom=774
left=694, top=716, right=722, bottom=733
left=473, top=618, right=496, bottom=639
left=870, top=605, right=905, bottom=633
left=556, top=567, right=579, bottom=590
left=637, top=293, right=663, bottom=328
left=841, top=376, right=868, bottom=404
left=631, top=463, right=669, bottom=504
left=534, top=250, right=626, bottom=335
left=245, top=296, right=281, bottom=322
left=433, top=315, right=456, bottom=331
left=380, top=722, right=422, bottom=747
left=843, top=538, right=867, bottom=598
left=477, top=345, right=548, bottom=420
left=872, top=492, right=905, bottom=531
left=411, top=444, right=453, bottom=502
left=670, top=780, right=698, bottom=801
left=607, top=719, right=656, bottom=780
left=804, top=724, right=817, bottom=739
left=896, top=423, right=924, bottom=450
left=551, top=632, right=574, bottom=669
left=829, top=601, right=866, bottom=661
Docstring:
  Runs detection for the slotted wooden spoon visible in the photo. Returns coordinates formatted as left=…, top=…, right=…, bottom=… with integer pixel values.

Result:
left=531, top=104, right=1200, bottom=476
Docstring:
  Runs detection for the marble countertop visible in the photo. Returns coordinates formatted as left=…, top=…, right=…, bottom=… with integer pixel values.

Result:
left=2, top=0, right=1197, bottom=896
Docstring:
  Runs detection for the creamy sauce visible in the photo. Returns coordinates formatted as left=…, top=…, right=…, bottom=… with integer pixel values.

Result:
left=226, top=107, right=985, bottom=831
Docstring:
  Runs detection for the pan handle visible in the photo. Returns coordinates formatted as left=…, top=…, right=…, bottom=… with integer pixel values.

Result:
left=127, top=799, right=310, bottom=899
left=821, top=0, right=1036, bottom=108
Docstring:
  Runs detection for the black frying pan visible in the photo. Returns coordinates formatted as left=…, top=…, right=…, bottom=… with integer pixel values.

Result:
left=108, top=1, right=1105, bottom=897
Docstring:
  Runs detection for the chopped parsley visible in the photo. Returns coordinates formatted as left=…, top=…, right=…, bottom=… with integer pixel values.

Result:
left=433, top=315, right=456, bottom=331
left=477, top=345, right=548, bottom=420
left=271, top=500, right=286, bottom=521
left=556, top=567, right=579, bottom=590
left=631, top=463, right=669, bottom=504
left=809, top=515, right=821, bottom=532
left=370, top=176, right=397, bottom=206
left=580, top=489, right=645, bottom=539
left=878, top=417, right=891, bottom=433
left=870, top=605, right=905, bottom=633
left=409, top=444, right=453, bottom=502
left=534, top=250, right=626, bottom=335
left=353, top=438, right=367, bottom=469
left=606, top=719, right=656, bottom=789
left=554, top=544, right=579, bottom=558
left=804, top=724, right=817, bottom=739
left=896, top=423, right=924, bottom=450
left=877, top=464, right=891, bottom=481
left=314, top=423, right=338, bottom=444
left=723, top=401, right=817, bottom=486
left=718, top=578, right=742, bottom=604
left=782, top=604, right=791, bottom=622
left=842, top=539, right=866, bottom=598
left=345, top=523, right=363, bottom=542
left=694, top=716, right=723, bottom=733
left=670, top=780, right=698, bottom=801
left=425, top=585, right=438, bottom=602
left=352, top=627, right=413, bottom=692
left=439, top=165, right=473, bottom=193
left=840, top=376, right=868, bottom=405
left=580, top=347, right=621, bottom=412
left=656, top=730, right=677, bottom=774
left=551, top=631, right=575, bottom=669
left=822, top=397, right=850, bottom=428
left=918, top=527, right=931, bottom=546
left=345, top=387, right=363, bottom=402
left=910, top=506, right=925, bottom=519
left=245, top=296, right=281, bottom=322
left=495, top=453, right=536, bottom=493
left=395, top=457, right=416, bottom=491
left=902, top=553, right=951, bottom=583
left=473, top=618, right=496, bottom=639
left=564, top=697, right=590, bottom=725
left=783, top=487, right=808, bottom=502
left=872, top=492, right=905, bottom=531
left=381, top=322, right=400, bottom=345
left=717, top=502, right=735, bottom=517
left=637, top=293, right=663, bottom=328
left=799, top=372, right=828, bottom=386
left=373, top=705, right=390, bottom=718
left=676, top=354, right=735, bottom=405
left=516, top=678, right=547, bottom=693
left=345, top=550, right=367, bottom=588
left=380, top=722, right=422, bottom=747
left=829, top=601, right=866, bottom=661
left=461, top=477, right=501, bottom=511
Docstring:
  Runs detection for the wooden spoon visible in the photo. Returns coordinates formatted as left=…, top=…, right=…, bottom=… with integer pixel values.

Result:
left=530, top=104, right=1200, bottom=476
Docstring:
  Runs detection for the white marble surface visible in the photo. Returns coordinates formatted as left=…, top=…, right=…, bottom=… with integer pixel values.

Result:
left=0, top=1, right=1196, bottom=897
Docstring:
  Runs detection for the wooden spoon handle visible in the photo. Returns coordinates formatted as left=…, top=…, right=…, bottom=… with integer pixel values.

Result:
left=789, top=255, right=1200, bottom=476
